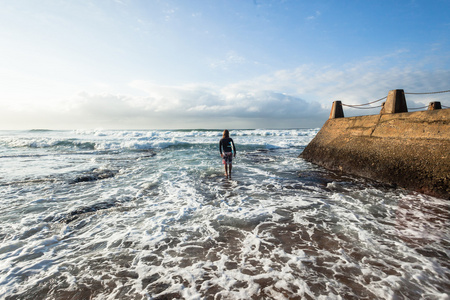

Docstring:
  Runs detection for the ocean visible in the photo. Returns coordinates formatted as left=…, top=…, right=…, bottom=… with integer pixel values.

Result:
left=0, top=129, right=448, bottom=299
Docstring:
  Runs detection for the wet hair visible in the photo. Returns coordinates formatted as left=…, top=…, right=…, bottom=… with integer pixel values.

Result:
left=222, top=129, right=229, bottom=138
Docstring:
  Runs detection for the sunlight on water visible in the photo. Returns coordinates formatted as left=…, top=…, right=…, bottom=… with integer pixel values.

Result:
left=0, top=129, right=448, bottom=299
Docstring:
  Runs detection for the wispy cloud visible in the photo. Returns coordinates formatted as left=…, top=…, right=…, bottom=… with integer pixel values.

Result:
left=210, top=51, right=247, bottom=70
left=236, top=51, right=450, bottom=109
left=125, top=80, right=324, bottom=120
left=306, top=11, right=321, bottom=21
left=1, top=52, right=449, bottom=129
left=65, top=55, right=450, bottom=127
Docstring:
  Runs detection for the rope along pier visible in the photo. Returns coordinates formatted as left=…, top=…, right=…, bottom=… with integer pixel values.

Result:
left=406, top=90, right=450, bottom=110
left=341, top=89, right=450, bottom=109
left=405, top=89, right=450, bottom=95
left=341, top=96, right=386, bottom=109
left=330, top=89, right=450, bottom=119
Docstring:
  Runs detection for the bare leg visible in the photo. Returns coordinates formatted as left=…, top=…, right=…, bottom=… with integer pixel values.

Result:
left=224, top=164, right=228, bottom=177
left=228, top=164, right=232, bottom=178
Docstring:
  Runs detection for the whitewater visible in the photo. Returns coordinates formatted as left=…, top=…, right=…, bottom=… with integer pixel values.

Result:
left=0, top=129, right=448, bottom=299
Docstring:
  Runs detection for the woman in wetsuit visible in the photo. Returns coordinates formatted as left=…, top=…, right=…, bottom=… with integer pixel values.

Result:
left=219, top=129, right=236, bottom=178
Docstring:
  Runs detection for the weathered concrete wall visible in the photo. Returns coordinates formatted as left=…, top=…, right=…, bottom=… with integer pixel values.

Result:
left=300, top=109, right=450, bottom=198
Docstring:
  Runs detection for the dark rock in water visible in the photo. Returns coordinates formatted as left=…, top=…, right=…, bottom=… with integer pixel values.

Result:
left=69, top=169, right=118, bottom=184
left=65, top=201, right=117, bottom=223
left=301, top=109, right=450, bottom=199
left=139, top=151, right=156, bottom=158
left=45, top=201, right=118, bottom=224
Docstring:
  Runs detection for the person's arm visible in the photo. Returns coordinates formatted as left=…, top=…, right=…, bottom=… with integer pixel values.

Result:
left=231, top=139, right=236, bottom=156
left=219, top=139, right=223, bottom=156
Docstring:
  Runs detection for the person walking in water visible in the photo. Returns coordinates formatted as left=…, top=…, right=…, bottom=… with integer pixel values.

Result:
left=219, top=129, right=236, bottom=178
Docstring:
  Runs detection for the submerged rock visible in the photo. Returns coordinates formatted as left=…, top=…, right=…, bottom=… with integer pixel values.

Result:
left=69, top=168, right=118, bottom=184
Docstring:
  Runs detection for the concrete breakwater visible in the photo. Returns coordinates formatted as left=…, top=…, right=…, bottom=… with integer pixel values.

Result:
left=301, top=90, right=450, bottom=199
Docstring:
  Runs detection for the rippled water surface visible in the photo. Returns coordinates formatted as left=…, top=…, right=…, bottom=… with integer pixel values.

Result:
left=0, top=129, right=448, bottom=299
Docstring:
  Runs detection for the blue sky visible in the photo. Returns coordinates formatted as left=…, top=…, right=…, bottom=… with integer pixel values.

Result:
left=0, top=0, right=449, bottom=129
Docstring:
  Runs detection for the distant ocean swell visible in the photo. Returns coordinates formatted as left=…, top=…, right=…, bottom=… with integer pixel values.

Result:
left=0, top=129, right=448, bottom=299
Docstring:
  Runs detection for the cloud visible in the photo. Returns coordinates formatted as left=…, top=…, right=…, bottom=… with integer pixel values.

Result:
left=1, top=51, right=449, bottom=130
left=18, top=81, right=323, bottom=129
left=78, top=61, right=450, bottom=125
left=72, top=82, right=326, bottom=125
left=236, top=51, right=450, bottom=111
left=306, top=11, right=321, bottom=20
left=210, top=51, right=247, bottom=70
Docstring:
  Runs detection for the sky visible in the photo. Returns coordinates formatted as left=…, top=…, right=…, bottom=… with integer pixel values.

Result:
left=0, top=0, right=449, bottom=130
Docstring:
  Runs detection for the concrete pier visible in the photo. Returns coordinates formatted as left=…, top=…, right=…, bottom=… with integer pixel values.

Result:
left=300, top=109, right=450, bottom=198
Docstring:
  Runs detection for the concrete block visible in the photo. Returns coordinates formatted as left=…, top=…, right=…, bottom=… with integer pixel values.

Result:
left=382, top=89, right=408, bottom=114
left=329, top=101, right=344, bottom=119
left=428, top=101, right=442, bottom=110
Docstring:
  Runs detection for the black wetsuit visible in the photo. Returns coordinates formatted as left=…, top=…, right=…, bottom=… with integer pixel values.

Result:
left=219, top=138, right=236, bottom=156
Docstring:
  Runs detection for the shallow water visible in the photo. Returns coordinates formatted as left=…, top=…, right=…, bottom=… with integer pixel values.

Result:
left=0, top=129, right=448, bottom=299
